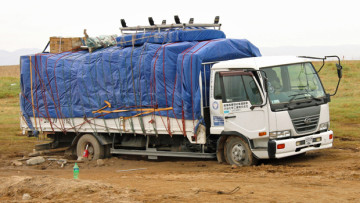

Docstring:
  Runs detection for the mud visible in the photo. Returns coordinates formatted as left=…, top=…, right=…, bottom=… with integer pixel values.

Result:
left=0, top=144, right=360, bottom=202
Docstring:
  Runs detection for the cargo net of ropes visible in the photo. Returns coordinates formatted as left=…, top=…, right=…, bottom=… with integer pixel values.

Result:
left=20, top=16, right=261, bottom=137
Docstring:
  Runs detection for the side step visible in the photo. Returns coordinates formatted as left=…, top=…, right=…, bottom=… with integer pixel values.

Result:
left=110, top=148, right=216, bottom=159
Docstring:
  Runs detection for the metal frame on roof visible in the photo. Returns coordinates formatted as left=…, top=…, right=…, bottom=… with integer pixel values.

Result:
left=119, top=16, right=221, bottom=34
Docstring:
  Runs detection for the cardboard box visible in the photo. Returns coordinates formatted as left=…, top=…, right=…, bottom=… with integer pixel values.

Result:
left=50, top=37, right=83, bottom=53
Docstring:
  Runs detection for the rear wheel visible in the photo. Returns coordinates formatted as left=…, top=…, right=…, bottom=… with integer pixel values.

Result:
left=224, top=136, right=257, bottom=166
left=76, top=134, right=104, bottom=160
left=104, top=144, right=111, bottom=158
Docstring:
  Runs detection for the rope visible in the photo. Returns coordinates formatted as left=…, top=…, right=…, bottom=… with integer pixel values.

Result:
left=95, top=48, right=111, bottom=134
left=33, top=53, right=55, bottom=132
left=63, top=51, right=85, bottom=133
left=29, top=56, right=37, bottom=129
left=162, top=45, right=171, bottom=135
left=24, top=30, right=215, bottom=137
left=124, top=46, right=136, bottom=135
left=33, top=55, right=44, bottom=132
left=21, top=92, right=63, bottom=131
left=79, top=51, right=98, bottom=135
left=179, top=42, right=201, bottom=136
left=92, top=100, right=173, bottom=115
left=107, top=47, right=124, bottom=134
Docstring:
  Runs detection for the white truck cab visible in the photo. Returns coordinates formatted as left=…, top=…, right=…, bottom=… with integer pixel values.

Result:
left=211, top=56, right=338, bottom=165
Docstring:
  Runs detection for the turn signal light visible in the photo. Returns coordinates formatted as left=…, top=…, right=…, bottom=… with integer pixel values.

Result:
left=277, top=144, right=285, bottom=149
left=329, top=134, right=333, bottom=139
left=259, top=132, right=267, bottom=136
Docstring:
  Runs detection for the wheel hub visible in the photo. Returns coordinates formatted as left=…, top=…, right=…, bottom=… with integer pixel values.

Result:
left=231, top=144, right=246, bottom=162
left=86, top=144, right=94, bottom=160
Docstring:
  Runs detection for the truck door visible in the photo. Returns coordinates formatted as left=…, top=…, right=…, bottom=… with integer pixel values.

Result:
left=218, top=71, right=268, bottom=139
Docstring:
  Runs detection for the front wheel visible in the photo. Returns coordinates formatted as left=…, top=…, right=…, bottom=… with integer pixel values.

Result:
left=224, top=136, right=258, bottom=166
left=76, top=134, right=104, bottom=160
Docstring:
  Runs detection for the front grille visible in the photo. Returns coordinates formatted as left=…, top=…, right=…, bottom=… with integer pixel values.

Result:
left=292, top=114, right=319, bottom=133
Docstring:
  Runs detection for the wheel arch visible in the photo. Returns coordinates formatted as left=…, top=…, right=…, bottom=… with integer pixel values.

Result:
left=71, top=133, right=112, bottom=147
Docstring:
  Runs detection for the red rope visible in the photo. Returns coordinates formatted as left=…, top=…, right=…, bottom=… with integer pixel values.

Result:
left=179, top=42, right=201, bottom=136
left=151, top=43, right=177, bottom=135
left=21, top=92, right=63, bottom=133
left=162, top=45, right=171, bottom=135
left=32, top=54, right=55, bottom=131
left=52, top=51, right=82, bottom=131
left=33, top=56, right=44, bottom=132
left=188, top=40, right=217, bottom=125
left=43, top=54, right=65, bottom=129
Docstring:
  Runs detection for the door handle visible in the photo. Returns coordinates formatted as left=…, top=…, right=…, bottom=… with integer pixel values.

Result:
left=224, top=115, right=236, bottom=119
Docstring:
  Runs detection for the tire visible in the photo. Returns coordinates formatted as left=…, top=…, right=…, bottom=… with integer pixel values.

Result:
left=76, top=134, right=104, bottom=160
left=104, top=144, right=111, bottom=158
left=224, top=136, right=258, bottom=166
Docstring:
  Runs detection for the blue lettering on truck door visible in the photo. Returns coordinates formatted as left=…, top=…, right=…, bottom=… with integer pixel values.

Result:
left=213, top=116, right=224, bottom=126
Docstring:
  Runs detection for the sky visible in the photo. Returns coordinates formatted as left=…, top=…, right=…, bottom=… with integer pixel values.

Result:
left=1, top=0, right=360, bottom=52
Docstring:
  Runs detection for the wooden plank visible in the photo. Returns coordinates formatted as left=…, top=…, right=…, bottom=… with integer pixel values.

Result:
left=49, top=37, right=83, bottom=53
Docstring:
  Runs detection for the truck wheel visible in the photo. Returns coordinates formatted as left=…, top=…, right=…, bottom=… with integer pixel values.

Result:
left=76, top=134, right=104, bottom=160
left=224, top=136, right=257, bottom=166
left=104, top=144, right=111, bottom=158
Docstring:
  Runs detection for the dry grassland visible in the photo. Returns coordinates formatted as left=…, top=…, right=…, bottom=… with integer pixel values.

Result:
left=0, top=65, right=19, bottom=77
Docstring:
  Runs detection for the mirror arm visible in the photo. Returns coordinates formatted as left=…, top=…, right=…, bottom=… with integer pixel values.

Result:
left=330, top=78, right=341, bottom=96
left=299, top=55, right=343, bottom=97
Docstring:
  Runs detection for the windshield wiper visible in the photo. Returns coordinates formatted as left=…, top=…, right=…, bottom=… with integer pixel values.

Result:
left=289, top=90, right=322, bottom=103
left=303, top=89, right=322, bottom=101
left=288, top=92, right=308, bottom=102
left=287, top=91, right=323, bottom=110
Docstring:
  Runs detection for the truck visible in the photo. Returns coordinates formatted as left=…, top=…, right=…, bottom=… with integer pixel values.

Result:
left=19, top=17, right=342, bottom=166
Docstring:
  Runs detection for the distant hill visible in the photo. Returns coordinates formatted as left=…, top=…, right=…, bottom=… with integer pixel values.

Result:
left=0, top=45, right=359, bottom=66
left=259, top=44, right=360, bottom=60
left=0, top=48, right=42, bottom=66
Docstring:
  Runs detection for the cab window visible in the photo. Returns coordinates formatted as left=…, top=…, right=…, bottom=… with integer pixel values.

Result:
left=214, top=72, right=262, bottom=105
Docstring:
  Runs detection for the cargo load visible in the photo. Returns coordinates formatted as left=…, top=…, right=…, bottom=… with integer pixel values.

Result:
left=20, top=28, right=261, bottom=134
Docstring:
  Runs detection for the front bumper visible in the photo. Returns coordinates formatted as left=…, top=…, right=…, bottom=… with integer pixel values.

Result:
left=268, top=130, right=333, bottom=159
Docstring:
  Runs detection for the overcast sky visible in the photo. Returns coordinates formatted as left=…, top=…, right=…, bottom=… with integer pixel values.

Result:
left=1, top=0, right=360, bottom=52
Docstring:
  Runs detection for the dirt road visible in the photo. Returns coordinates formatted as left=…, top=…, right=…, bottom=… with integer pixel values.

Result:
left=1, top=141, right=360, bottom=202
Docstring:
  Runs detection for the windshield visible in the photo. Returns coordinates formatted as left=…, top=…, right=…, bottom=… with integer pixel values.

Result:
left=262, top=63, right=325, bottom=106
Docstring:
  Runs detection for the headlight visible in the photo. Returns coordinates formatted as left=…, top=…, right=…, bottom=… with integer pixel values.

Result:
left=319, top=122, right=329, bottom=131
left=269, top=130, right=291, bottom=139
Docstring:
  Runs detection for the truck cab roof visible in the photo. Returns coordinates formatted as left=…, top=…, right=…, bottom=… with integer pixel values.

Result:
left=212, top=56, right=310, bottom=70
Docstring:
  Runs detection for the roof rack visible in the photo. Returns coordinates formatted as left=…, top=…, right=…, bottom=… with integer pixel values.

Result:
left=120, top=16, right=221, bottom=35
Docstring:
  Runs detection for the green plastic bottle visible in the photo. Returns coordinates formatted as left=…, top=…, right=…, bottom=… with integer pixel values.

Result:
left=73, top=163, right=79, bottom=179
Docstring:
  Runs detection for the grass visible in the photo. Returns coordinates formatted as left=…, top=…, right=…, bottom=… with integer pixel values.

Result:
left=314, top=60, right=360, bottom=139
left=0, top=60, right=359, bottom=156
left=0, top=77, right=20, bottom=99
left=0, top=65, right=38, bottom=156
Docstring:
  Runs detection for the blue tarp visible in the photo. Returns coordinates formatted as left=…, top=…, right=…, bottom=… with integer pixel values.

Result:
left=20, top=29, right=261, bottom=130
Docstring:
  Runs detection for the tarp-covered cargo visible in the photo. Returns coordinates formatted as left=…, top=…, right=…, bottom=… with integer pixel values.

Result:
left=20, top=29, right=261, bottom=132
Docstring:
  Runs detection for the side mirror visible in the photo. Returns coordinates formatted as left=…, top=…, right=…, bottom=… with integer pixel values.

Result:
left=336, top=63, right=343, bottom=79
left=299, top=55, right=343, bottom=97
left=330, top=62, right=343, bottom=96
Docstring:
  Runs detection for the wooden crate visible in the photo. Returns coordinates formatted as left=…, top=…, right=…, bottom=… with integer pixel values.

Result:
left=50, top=37, right=83, bottom=53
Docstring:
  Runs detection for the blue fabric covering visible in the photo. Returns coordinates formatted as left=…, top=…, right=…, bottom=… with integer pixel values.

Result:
left=20, top=32, right=261, bottom=129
